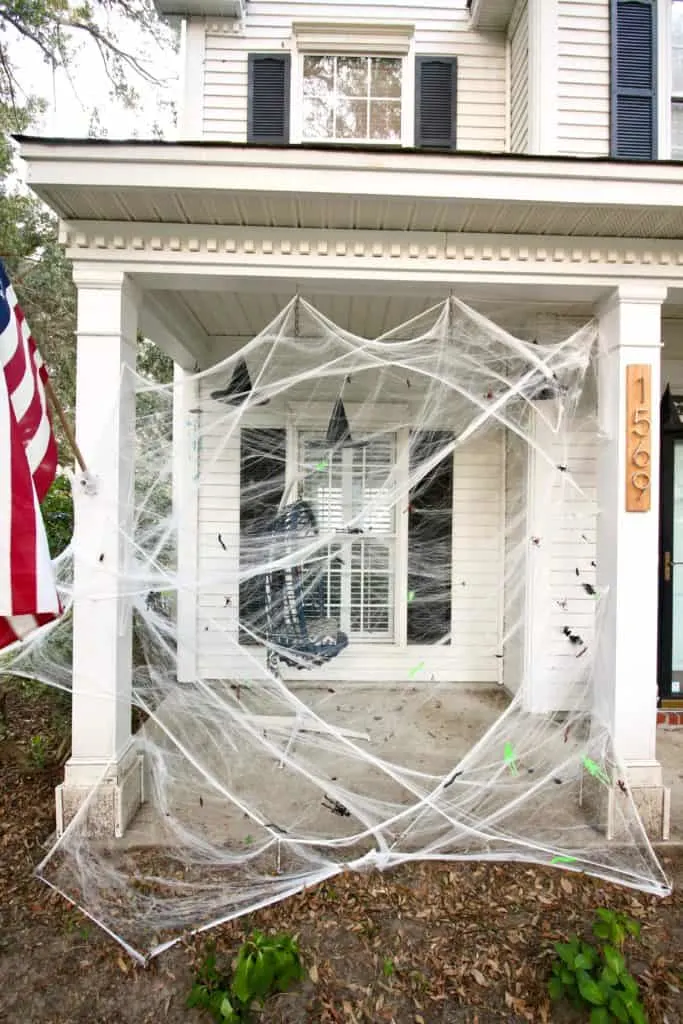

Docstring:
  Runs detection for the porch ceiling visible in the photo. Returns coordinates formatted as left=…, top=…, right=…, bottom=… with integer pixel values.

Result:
left=17, top=138, right=683, bottom=240
left=158, top=287, right=598, bottom=353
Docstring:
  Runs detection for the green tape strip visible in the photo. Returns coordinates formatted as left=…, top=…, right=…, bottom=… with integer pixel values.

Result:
left=504, top=742, right=518, bottom=777
left=583, top=756, right=610, bottom=786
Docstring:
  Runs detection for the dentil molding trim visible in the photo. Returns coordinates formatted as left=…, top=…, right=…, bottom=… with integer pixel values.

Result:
left=58, top=222, right=683, bottom=274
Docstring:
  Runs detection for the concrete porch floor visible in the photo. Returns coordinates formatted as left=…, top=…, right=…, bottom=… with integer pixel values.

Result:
left=42, top=682, right=678, bottom=958
left=114, top=682, right=683, bottom=851
left=658, top=725, right=683, bottom=843
left=125, top=682, right=514, bottom=852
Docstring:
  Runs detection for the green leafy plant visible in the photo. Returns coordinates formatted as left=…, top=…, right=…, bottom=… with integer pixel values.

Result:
left=548, top=908, right=646, bottom=1023
left=187, top=932, right=305, bottom=1022
left=40, top=473, right=73, bottom=558
left=382, top=957, right=395, bottom=979
left=28, top=734, right=48, bottom=768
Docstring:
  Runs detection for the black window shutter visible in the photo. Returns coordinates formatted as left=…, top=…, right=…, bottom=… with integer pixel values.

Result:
left=610, top=0, right=657, bottom=159
left=248, top=54, right=291, bottom=145
left=415, top=56, right=458, bottom=149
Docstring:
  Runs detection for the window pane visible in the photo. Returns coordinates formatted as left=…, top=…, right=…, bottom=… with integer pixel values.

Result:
left=303, top=55, right=334, bottom=92
left=239, top=429, right=286, bottom=644
left=301, top=53, right=403, bottom=145
left=336, top=57, right=368, bottom=98
left=674, top=3, right=683, bottom=95
left=674, top=2, right=683, bottom=46
left=302, top=56, right=334, bottom=139
left=335, top=97, right=368, bottom=139
left=407, top=431, right=453, bottom=645
left=674, top=47, right=683, bottom=96
left=370, top=100, right=402, bottom=140
left=370, top=58, right=402, bottom=98
left=303, top=97, right=333, bottom=139
left=673, top=102, right=683, bottom=158
left=352, top=439, right=395, bottom=531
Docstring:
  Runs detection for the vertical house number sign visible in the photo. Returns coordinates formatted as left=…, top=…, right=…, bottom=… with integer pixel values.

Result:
left=625, top=364, right=652, bottom=512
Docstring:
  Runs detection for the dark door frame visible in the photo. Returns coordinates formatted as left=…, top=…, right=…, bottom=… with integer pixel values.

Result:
left=657, top=386, right=683, bottom=704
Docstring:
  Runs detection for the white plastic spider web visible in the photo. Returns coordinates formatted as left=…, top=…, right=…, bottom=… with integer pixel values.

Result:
left=1, top=296, right=671, bottom=962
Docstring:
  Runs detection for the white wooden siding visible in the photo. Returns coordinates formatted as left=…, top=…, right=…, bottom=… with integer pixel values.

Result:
left=451, top=433, right=505, bottom=683
left=196, top=380, right=243, bottom=677
left=199, top=1, right=507, bottom=150
left=544, top=424, right=598, bottom=708
left=556, top=0, right=610, bottom=157
left=508, top=0, right=529, bottom=153
left=522, top=417, right=598, bottom=712
left=194, top=385, right=505, bottom=682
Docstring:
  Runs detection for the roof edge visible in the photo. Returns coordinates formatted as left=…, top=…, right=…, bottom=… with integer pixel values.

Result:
left=13, top=134, right=683, bottom=170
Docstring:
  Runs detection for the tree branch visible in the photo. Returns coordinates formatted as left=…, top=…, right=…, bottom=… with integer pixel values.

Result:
left=64, top=18, right=163, bottom=86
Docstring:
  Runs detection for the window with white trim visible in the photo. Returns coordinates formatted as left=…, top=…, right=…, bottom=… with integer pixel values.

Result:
left=300, top=433, right=396, bottom=639
left=302, top=55, right=403, bottom=144
left=673, top=1, right=683, bottom=157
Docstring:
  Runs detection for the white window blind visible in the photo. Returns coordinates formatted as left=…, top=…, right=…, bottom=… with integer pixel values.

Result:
left=301, top=433, right=396, bottom=639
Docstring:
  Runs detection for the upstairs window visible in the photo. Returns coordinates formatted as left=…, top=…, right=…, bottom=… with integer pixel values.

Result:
left=673, top=1, right=683, bottom=157
left=248, top=24, right=458, bottom=151
left=302, top=55, right=403, bottom=144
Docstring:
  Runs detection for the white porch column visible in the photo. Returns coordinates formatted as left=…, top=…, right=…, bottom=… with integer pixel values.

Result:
left=56, top=269, right=144, bottom=837
left=595, top=285, right=670, bottom=837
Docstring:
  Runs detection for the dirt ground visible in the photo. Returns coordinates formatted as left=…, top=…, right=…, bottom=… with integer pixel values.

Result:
left=1, top=685, right=682, bottom=1024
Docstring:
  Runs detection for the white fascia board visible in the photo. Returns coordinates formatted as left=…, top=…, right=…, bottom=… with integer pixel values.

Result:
left=18, top=140, right=683, bottom=213
left=470, top=0, right=517, bottom=32
left=154, top=0, right=243, bottom=17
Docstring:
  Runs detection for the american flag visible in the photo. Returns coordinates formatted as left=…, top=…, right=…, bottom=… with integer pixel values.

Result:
left=0, top=261, right=60, bottom=651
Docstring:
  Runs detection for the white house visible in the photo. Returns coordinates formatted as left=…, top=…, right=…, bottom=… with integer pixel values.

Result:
left=17, top=0, right=683, bottom=841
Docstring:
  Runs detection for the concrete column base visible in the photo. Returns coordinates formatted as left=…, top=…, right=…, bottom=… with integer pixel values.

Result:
left=580, top=761, right=671, bottom=841
left=620, top=784, right=671, bottom=842
left=55, top=745, right=144, bottom=838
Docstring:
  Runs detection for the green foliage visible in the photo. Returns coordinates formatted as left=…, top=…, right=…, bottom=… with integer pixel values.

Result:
left=28, top=733, right=48, bottom=768
left=41, top=473, right=73, bottom=557
left=0, top=2, right=176, bottom=489
left=592, top=908, right=641, bottom=950
left=0, top=0, right=175, bottom=119
left=187, top=933, right=305, bottom=1023
left=382, top=957, right=395, bottom=978
left=548, top=909, right=647, bottom=1023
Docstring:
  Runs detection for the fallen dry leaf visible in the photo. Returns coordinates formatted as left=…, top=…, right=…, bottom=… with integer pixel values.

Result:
left=1, top=682, right=682, bottom=1024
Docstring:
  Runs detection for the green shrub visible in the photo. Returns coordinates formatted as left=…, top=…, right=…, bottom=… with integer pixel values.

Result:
left=187, top=931, right=305, bottom=1022
left=41, top=474, right=73, bottom=558
left=28, top=734, right=48, bottom=768
left=548, top=908, right=646, bottom=1023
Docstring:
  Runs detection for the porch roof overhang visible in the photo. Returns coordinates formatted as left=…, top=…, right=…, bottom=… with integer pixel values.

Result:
left=15, top=138, right=683, bottom=240
left=468, top=0, right=516, bottom=32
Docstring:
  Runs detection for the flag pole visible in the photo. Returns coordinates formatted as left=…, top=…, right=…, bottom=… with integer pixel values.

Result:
left=43, top=376, right=88, bottom=474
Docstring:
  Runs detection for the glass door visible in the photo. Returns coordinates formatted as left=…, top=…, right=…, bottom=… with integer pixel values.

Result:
left=669, top=441, right=683, bottom=695
left=658, top=389, right=683, bottom=702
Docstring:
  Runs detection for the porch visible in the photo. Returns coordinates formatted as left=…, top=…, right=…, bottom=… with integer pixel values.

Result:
left=15, top=140, right=683, bottom=885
